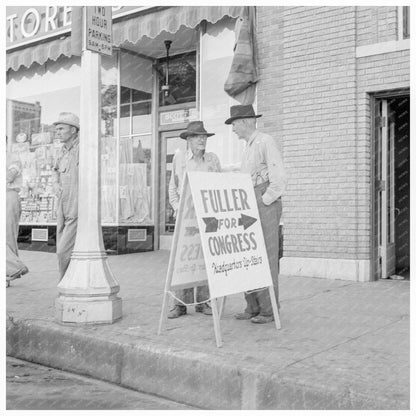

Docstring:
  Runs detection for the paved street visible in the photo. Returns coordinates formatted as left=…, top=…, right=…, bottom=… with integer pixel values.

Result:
left=6, top=357, right=196, bottom=410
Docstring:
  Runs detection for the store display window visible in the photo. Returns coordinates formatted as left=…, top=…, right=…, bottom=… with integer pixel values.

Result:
left=6, top=50, right=155, bottom=227
left=119, top=51, right=154, bottom=225
left=100, top=53, right=118, bottom=224
left=6, top=57, right=81, bottom=224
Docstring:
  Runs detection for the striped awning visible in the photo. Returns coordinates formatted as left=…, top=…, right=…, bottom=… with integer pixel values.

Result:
left=6, top=6, right=246, bottom=72
left=112, top=6, right=245, bottom=46
left=7, top=36, right=73, bottom=72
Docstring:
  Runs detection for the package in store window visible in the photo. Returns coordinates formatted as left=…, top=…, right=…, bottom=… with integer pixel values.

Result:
left=31, top=132, right=52, bottom=146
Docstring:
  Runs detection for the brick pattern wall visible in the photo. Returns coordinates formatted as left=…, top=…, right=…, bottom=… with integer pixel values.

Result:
left=357, top=7, right=398, bottom=46
left=256, top=6, right=409, bottom=262
left=258, top=6, right=359, bottom=259
left=256, top=6, right=285, bottom=146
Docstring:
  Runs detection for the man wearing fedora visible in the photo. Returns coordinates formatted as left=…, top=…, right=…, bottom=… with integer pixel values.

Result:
left=168, top=120, right=221, bottom=318
left=225, top=104, right=286, bottom=324
left=52, top=112, right=80, bottom=281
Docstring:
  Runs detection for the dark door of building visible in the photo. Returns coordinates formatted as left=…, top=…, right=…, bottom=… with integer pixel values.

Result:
left=373, top=94, right=410, bottom=280
left=392, top=96, right=410, bottom=278
left=159, top=130, right=187, bottom=248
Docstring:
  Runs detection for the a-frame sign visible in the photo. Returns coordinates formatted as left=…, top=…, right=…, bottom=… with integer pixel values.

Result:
left=158, top=171, right=280, bottom=347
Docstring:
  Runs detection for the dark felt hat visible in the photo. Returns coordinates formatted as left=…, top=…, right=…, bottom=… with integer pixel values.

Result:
left=224, top=104, right=262, bottom=125
left=179, top=121, right=215, bottom=139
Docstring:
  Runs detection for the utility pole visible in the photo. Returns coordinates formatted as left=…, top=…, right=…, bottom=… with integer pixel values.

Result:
left=55, top=6, right=122, bottom=324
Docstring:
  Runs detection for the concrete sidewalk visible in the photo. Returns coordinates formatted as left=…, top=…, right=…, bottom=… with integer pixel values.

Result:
left=6, top=250, right=410, bottom=410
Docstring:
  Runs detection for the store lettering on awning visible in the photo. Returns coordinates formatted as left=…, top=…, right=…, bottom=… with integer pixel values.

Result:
left=6, top=6, right=148, bottom=50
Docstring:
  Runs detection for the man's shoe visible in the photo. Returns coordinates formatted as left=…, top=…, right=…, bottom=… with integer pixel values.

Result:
left=167, top=306, right=187, bottom=319
left=234, top=312, right=259, bottom=320
left=251, top=315, right=274, bottom=324
left=6, top=273, right=21, bottom=283
left=195, top=303, right=212, bottom=315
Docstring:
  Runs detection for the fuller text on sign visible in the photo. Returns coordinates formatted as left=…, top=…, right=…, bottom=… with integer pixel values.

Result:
left=187, top=172, right=273, bottom=298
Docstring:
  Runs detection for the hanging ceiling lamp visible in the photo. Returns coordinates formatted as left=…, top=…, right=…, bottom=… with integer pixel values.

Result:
left=162, top=40, right=172, bottom=97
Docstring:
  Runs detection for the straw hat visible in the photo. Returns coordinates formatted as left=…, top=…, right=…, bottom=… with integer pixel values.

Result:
left=53, top=112, right=80, bottom=129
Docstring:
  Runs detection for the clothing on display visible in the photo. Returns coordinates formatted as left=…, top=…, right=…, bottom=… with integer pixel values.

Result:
left=119, top=163, right=150, bottom=223
left=10, top=137, right=61, bottom=223
left=101, top=137, right=117, bottom=223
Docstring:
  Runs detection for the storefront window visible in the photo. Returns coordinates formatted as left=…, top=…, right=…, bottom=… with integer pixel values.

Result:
left=101, top=53, right=118, bottom=223
left=157, top=52, right=197, bottom=107
left=403, top=6, right=410, bottom=39
left=6, top=53, right=124, bottom=226
left=119, top=51, right=153, bottom=224
left=6, top=57, right=81, bottom=224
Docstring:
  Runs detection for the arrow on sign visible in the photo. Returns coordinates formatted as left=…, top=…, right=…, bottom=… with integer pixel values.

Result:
left=203, top=217, right=219, bottom=233
left=185, top=226, right=199, bottom=236
left=238, top=214, right=257, bottom=230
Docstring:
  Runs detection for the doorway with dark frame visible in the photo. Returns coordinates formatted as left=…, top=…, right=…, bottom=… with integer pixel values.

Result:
left=373, top=92, right=410, bottom=281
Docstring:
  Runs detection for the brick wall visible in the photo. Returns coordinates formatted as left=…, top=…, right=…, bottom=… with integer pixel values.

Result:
left=258, top=6, right=359, bottom=260
left=256, top=6, right=285, bottom=146
left=357, top=7, right=397, bottom=46
left=255, top=6, right=409, bottom=265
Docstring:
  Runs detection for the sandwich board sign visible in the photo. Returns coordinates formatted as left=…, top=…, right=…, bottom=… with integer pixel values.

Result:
left=158, top=171, right=280, bottom=347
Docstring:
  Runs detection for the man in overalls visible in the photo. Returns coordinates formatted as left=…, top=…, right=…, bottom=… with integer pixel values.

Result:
left=225, top=105, right=286, bottom=324
left=52, top=113, right=80, bottom=281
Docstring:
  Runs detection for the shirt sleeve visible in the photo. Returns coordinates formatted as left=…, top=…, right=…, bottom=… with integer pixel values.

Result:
left=168, top=153, right=180, bottom=212
left=212, top=153, right=222, bottom=172
left=261, top=135, right=286, bottom=205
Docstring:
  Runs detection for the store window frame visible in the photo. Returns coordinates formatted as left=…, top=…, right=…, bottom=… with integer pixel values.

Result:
left=117, top=48, right=155, bottom=226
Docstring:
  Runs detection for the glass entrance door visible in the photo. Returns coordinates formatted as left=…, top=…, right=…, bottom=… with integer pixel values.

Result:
left=159, top=131, right=187, bottom=235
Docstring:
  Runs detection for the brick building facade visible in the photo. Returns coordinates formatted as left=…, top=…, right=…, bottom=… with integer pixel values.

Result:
left=256, top=6, right=410, bottom=281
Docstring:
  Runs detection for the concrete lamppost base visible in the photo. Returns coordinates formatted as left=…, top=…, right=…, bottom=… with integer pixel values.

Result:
left=55, top=296, right=122, bottom=325
left=55, top=251, right=122, bottom=324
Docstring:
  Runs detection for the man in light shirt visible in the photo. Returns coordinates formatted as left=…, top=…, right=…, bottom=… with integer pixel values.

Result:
left=225, top=104, right=286, bottom=324
left=168, top=121, right=221, bottom=318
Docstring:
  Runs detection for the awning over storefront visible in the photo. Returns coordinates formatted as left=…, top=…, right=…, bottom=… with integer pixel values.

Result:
left=112, top=6, right=245, bottom=46
left=7, top=36, right=72, bottom=72
left=6, top=6, right=246, bottom=72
